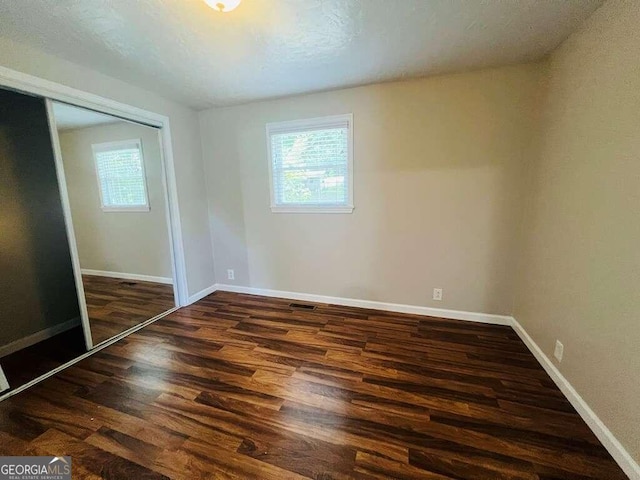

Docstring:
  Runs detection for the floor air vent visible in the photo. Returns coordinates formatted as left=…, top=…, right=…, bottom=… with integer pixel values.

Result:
left=289, top=302, right=316, bottom=310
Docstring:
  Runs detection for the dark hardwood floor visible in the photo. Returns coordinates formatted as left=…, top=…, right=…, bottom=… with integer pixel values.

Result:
left=0, top=291, right=627, bottom=479
left=83, top=275, right=175, bottom=345
left=0, top=276, right=173, bottom=394
left=0, top=325, right=86, bottom=394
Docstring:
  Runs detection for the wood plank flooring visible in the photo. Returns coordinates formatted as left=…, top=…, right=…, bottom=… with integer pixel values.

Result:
left=0, top=291, right=627, bottom=479
left=0, top=325, right=86, bottom=394
left=83, top=275, right=175, bottom=345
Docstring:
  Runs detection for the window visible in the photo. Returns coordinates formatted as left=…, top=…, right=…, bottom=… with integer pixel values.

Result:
left=92, top=139, right=149, bottom=212
left=266, top=114, right=353, bottom=213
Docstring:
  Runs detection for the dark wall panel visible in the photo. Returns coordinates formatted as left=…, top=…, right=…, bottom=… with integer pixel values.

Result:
left=0, top=88, right=80, bottom=346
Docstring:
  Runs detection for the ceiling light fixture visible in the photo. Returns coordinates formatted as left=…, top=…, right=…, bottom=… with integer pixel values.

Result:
left=204, top=0, right=241, bottom=13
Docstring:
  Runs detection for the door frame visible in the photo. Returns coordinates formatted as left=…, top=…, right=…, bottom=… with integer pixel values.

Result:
left=0, top=65, right=189, bottom=350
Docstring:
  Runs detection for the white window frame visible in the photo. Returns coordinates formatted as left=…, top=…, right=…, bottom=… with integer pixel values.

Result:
left=91, top=139, right=150, bottom=212
left=266, top=114, right=354, bottom=214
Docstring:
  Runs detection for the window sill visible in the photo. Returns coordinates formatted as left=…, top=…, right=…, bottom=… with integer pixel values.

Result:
left=270, top=205, right=354, bottom=214
left=101, top=206, right=150, bottom=213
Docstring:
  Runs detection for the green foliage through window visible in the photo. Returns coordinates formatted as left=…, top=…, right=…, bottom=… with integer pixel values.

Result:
left=271, top=127, right=348, bottom=206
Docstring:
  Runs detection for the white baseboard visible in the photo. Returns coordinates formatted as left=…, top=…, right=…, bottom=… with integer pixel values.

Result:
left=81, top=269, right=173, bottom=285
left=0, top=317, right=81, bottom=359
left=187, top=284, right=218, bottom=305
left=511, top=317, right=639, bottom=480
left=213, top=284, right=512, bottom=325
left=204, top=284, right=637, bottom=477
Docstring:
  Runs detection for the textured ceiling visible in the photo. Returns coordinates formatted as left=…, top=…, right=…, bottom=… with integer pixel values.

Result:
left=0, top=0, right=603, bottom=109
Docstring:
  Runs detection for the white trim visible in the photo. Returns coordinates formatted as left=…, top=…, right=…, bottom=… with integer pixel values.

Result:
left=0, top=367, right=8, bottom=393
left=81, top=269, right=173, bottom=285
left=0, top=66, right=163, bottom=128
left=156, top=124, right=188, bottom=306
left=266, top=114, right=352, bottom=134
left=0, top=317, right=81, bottom=359
left=511, top=317, right=640, bottom=480
left=187, top=284, right=218, bottom=305
left=46, top=101, right=94, bottom=350
left=0, top=307, right=177, bottom=401
left=208, top=284, right=638, bottom=477
left=213, top=284, right=512, bottom=325
left=0, top=275, right=634, bottom=478
left=92, top=138, right=151, bottom=212
left=100, top=206, right=150, bottom=213
left=270, top=205, right=354, bottom=214
left=92, top=138, right=144, bottom=151
left=0, top=66, right=189, bottom=308
left=266, top=113, right=354, bottom=214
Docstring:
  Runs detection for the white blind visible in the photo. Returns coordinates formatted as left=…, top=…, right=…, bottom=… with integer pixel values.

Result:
left=269, top=122, right=350, bottom=207
left=93, top=140, right=148, bottom=209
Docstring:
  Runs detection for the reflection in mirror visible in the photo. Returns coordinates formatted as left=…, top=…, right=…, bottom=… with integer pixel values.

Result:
left=52, top=102, right=176, bottom=346
left=0, top=88, right=87, bottom=394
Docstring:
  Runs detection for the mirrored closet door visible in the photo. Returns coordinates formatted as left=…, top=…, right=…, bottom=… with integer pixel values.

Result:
left=0, top=88, right=87, bottom=393
left=50, top=102, right=177, bottom=347
left=0, top=89, right=178, bottom=396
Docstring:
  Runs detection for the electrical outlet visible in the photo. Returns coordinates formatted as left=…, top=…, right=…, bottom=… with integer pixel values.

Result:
left=554, top=340, right=564, bottom=362
left=227, top=269, right=235, bottom=281
left=433, top=288, right=443, bottom=301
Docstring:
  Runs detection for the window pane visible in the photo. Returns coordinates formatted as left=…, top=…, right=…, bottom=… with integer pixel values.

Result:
left=94, top=143, right=148, bottom=208
left=271, top=127, right=349, bottom=206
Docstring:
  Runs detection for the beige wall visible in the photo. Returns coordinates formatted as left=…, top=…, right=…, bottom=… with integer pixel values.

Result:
left=59, top=121, right=173, bottom=279
left=200, top=64, right=543, bottom=314
left=0, top=37, right=215, bottom=298
left=514, top=0, right=640, bottom=463
left=2, top=2, right=637, bottom=465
